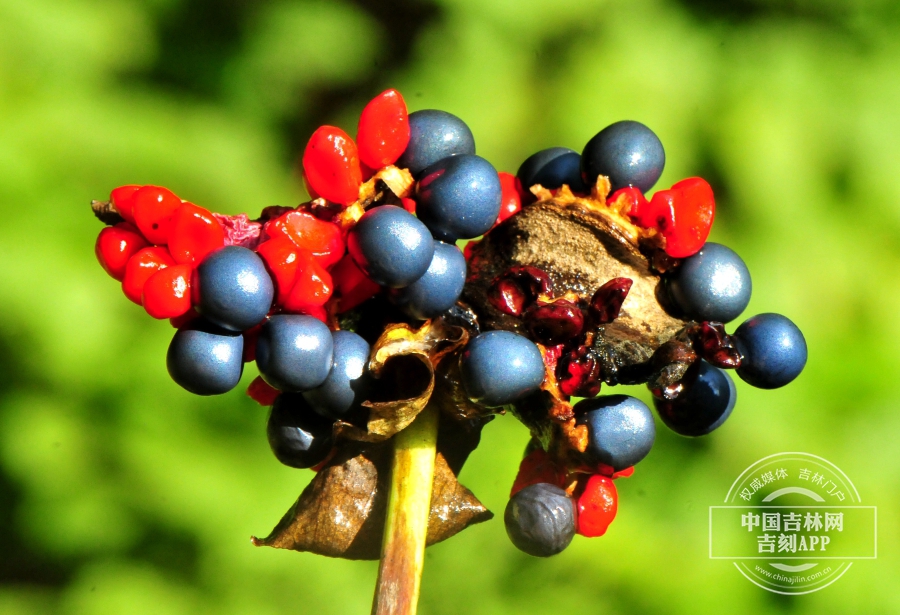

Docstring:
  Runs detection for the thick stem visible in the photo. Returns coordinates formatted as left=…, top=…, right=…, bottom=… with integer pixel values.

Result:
left=371, top=404, right=439, bottom=615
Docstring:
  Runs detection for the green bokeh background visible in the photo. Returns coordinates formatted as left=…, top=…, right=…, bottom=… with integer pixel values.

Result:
left=0, top=0, right=897, bottom=613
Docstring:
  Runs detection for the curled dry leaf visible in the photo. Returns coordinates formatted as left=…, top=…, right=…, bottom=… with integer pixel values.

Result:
left=252, top=436, right=492, bottom=560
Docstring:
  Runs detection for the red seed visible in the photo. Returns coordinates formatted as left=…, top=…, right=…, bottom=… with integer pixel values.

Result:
left=576, top=474, right=618, bottom=537
left=243, top=323, right=263, bottom=363
left=282, top=251, right=334, bottom=314
left=400, top=197, right=417, bottom=215
left=257, top=237, right=301, bottom=305
left=524, top=299, right=585, bottom=346
left=557, top=345, right=602, bottom=398
left=302, top=126, right=363, bottom=206
left=331, top=253, right=381, bottom=312
left=110, top=185, right=141, bottom=223
left=95, top=222, right=149, bottom=281
left=589, top=277, right=633, bottom=324
left=510, top=448, right=566, bottom=497
left=247, top=376, right=280, bottom=406
left=265, top=210, right=345, bottom=268
left=168, top=203, right=226, bottom=266
left=356, top=89, right=410, bottom=169
left=651, top=178, right=715, bottom=258
left=609, top=186, right=651, bottom=228
left=142, top=264, right=192, bottom=319
left=494, top=172, right=522, bottom=226
left=122, top=247, right=175, bottom=305
left=132, top=185, right=182, bottom=245
left=487, top=266, right=553, bottom=316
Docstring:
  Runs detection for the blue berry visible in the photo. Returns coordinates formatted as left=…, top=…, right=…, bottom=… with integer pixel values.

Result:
left=390, top=241, right=467, bottom=319
left=504, top=483, right=575, bottom=557
left=575, top=394, right=656, bottom=471
left=516, top=147, right=587, bottom=193
left=166, top=319, right=244, bottom=395
left=581, top=120, right=665, bottom=193
left=303, top=330, right=372, bottom=421
left=459, top=330, right=545, bottom=407
left=348, top=205, right=434, bottom=288
left=267, top=393, right=334, bottom=468
left=256, top=315, right=334, bottom=392
left=395, top=109, right=476, bottom=177
left=194, top=246, right=274, bottom=331
left=654, top=361, right=736, bottom=436
left=415, top=154, right=502, bottom=242
left=667, top=243, right=752, bottom=323
left=734, top=313, right=807, bottom=389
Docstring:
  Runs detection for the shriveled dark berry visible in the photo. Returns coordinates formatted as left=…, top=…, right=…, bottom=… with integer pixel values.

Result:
left=667, top=242, right=752, bottom=323
left=487, top=266, right=553, bottom=317
left=459, top=331, right=545, bottom=407
left=734, top=313, right=807, bottom=389
left=581, top=120, right=665, bottom=193
left=516, top=147, right=587, bottom=193
left=696, top=321, right=742, bottom=368
left=589, top=277, right=633, bottom=324
left=267, top=393, right=334, bottom=468
left=396, top=110, right=475, bottom=177
left=504, top=483, right=575, bottom=557
left=575, top=395, right=656, bottom=471
left=167, top=318, right=244, bottom=395
left=654, top=360, right=736, bottom=436
left=524, top=300, right=585, bottom=346
left=557, top=345, right=602, bottom=398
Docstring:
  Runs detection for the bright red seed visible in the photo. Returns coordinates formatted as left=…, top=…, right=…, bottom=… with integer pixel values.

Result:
left=495, top=172, right=522, bottom=226
left=122, top=246, right=175, bottom=305
left=609, top=186, right=652, bottom=228
left=95, top=222, right=149, bottom=281
left=302, top=126, right=363, bottom=206
left=400, top=197, right=417, bottom=215
left=649, top=179, right=715, bottom=258
left=282, top=251, right=334, bottom=314
left=265, top=210, right=345, bottom=268
left=247, top=376, right=280, bottom=406
left=576, top=474, right=618, bottom=537
left=257, top=237, right=300, bottom=305
left=132, top=186, right=182, bottom=245
left=595, top=463, right=634, bottom=479
left=142, top=264, right=192, bottom=319
left=331, top=253, right=381, bottom=312
left=356, top=89, right=410, bottom=169
left=510, top=448, right=566, bottom=497
left=168, top=203, right=226, bottom=266
left=110, top=185, right=142, bottom=223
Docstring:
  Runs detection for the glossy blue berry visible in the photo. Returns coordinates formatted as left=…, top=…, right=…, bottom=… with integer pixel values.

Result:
left=667, top=243, right=752, bottom=323
left=734, top=313, right=807, bottom=389
left=194, top=246, right=274, bottom=331
left=348, top=205, right=435, bottom=288
left=504, top=483, right=575, bottom=557
left=256, top=315, right=334, bottom=392
left=395, top=109, right=476, bottom=177
left=166, top=319, right=244, bottom=395
left=415, top=154, right=502, bottom=242
left=459, top=330, right=545, bottom=407
left=303, top=330, right=372, bottom=421
left=390, top=241, right=467, bottom=319
left=267, top=393, right=334, bottom=468
left=581, top=120, right=665, bottom=193
left=654, top=361, right=736, bottom=436
left=516, top=147, right=587, bottom=193
left=575, top=394, right=655, bottom=471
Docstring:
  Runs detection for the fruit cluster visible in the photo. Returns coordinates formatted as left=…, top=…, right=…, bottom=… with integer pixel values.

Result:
left=92, top=89, right=807, bottom=560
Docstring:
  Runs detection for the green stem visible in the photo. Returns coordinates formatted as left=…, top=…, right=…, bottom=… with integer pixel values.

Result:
left=371, top=405, right=439, bottom=615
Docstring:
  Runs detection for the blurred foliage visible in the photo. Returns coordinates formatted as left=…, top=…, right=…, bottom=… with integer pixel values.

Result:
left=0, top=0, right=899, bottom=613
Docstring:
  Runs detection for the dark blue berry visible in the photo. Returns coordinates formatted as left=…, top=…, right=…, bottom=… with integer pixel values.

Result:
left=194, top=246, right=274, bottom=331
left=654, top=361, right=736, bottom=436
left=267, top=393, right=334, bottom=468
left=459, top=330, right=545, bottom=407
left=415, top=154, right=502, bottom=242
left=667, top=242, right=752, bottom=323
left=395, top=109, right=476, bottom=177
left=575, top=394, right=656, bottom=471
left=256, top=315, right=334, bottom=392
left=166, top=319, right=244, bottom=395
left=581, top=120, right=665, bottom=193
left=734, top=313, right=807, bottom=389
left=303, top=330, right=372, bottom=421
left=390, top=241, right=467, bottom=319
left=516, top=147, right=587, bottom=193
left=504, top=483, right=575, bottom=557
left=348, top=205, right=434, bottom=288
